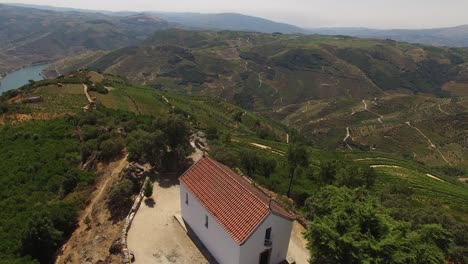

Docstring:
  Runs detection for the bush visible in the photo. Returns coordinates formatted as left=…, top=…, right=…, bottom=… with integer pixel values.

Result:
left=206, top=126, right=219, bottom=140
left=99, top=138, right=124, bottom=162
left=107, top=179, right=134, bottom=219
left=143, top=180, right=153, bottom=198
left=21, top=214, right=63, bottom=264
left=305, top=186, right=452, bottom=264
left=89, top=83, right=109, bottom=94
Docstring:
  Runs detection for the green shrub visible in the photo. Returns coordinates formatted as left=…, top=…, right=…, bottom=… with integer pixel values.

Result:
left=143, top=180, right=153, bottom=198
left=107, top=179, right=133, bottom=219
left=99, top=138, right=124, bottom=162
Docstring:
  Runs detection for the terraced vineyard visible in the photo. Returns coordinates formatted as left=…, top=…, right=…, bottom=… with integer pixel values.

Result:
left=47, top=30, right=468, bottom=170
left=2, top=71, right=467, bottom=263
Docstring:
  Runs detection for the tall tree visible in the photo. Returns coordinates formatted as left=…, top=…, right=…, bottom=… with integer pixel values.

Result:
left=286, top=144, right=308, bottom=198
left=127, top=129, right=166, bottom=167
left=21, top=214, right=63, bottom=263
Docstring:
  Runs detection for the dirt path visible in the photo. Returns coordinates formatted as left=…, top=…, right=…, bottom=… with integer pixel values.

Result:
left=83, top=83, right=92, bottom=103
left=438, top=104, right=450, bottom=115
left=426, top=173, right=446, bottom=183
left=371, top=165, right=402, bottom=169
left=343, top=127, right=353, bottom=150
left=258, top=73, right=263, bottom=89
left=249, top=142, right=285, bottom=156
left=405, top=122, right=453, bottom=166
left=362, top=100, right=383, bottom=123
left=55, top=156, right=129, bottom=264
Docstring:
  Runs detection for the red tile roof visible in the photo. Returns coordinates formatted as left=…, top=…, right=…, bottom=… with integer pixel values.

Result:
left=179, top=157, right=295, bottom=245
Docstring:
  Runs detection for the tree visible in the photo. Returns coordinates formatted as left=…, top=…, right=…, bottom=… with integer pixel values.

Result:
left=127, top=129, right=166, bottom=167
left=99, top=138, right=125, bottom=162
left=206, top=126, right=219, bottom=140
left=335, top=165, right=376, bottom=189
left=21, top=214, right=63, bottom=263
left=259, top=158, right=277, bottom=178
left=107, top=179, right=134, bottom=219
left=233, top=111, right=243, bottom=122
left=161, top=115, right=191, bottom=151
left=62, top=171, right=79, bottom=195
left=318, top=160, right=338, bottom=185
left=143, top=180, right=153, bottom=198
left=241, top=151, right=259, bottom=176
left=286, top=144, right=308, bottom=197
left=304, top=186, right=452, bottom=264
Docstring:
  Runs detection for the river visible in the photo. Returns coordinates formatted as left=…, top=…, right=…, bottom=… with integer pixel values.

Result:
left=0, top=64, right=50, bottom=94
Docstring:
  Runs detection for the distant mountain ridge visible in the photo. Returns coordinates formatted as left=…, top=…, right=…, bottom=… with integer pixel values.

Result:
left=0, top=4, right=174, bottom=74
left=4, top=3, right=468, bottom=47
left=150, top=12, right=307, bottom=34
left=308, top=25, right=468, bottom=47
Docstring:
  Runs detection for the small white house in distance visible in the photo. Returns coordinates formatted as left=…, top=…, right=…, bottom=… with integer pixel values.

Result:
left=179, top=157, right=295, bottom=264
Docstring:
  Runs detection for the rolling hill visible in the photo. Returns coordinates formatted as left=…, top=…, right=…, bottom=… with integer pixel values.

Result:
left=7, top=3, right=468, bottom=48
left=1, top=71, right=467, bottom=263
left=151, top=12, right=306, bottom=34
left=0, top=4, right=174, bottom=75
left=46, top=29, right=468, bottom=168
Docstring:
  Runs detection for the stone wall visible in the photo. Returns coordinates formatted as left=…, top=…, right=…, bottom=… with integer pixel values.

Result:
left=121, top=176, right=150, bottom=263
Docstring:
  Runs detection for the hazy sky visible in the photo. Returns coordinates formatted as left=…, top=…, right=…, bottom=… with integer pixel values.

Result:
left=3, top=0, right=468, bottom=29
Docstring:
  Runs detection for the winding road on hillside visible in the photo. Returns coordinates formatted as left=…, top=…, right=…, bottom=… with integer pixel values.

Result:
left=258, top=73, right=263, bottom=89
left=405, top=121, right=453, bottom=166
left=438, top=104, right=450, bottom=115
left=343, top=127, right=353, bottom=150
left=362, top=100, right=384, bottom=123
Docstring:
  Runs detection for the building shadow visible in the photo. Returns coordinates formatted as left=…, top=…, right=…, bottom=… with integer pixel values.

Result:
left=183, top=219, right=219, bottom=264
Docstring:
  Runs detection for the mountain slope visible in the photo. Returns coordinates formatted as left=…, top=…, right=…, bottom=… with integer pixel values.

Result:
left=0, top=4, right=173, bottom=75
left=48, top=30, right=468, bottom=168
left=57, top=29, right=468, bottom=102
left=152, top=12, right=306, bottom=34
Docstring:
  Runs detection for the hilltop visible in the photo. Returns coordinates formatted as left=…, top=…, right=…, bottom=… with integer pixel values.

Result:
left=0, top=71, right=467, bottom=263
left=47, top=30, right=468, bottom=168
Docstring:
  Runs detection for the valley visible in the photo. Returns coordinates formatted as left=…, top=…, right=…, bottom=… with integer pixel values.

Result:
left=0, top=4, right=467, bottom=263
left=0, top=70, right=466, bottom=263
left=46, top=29, right=468, bottom=170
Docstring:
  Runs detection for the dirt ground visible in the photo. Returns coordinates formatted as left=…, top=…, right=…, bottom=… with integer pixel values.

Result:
left=127, top=172, right=208, bottom=264
left=287, top=221, right=310, bottom=264
left=55, top=156, right=129, bottom=264
left=127, top=144, right=309, bottom=264
left=127, top=144, right=207, bottom=264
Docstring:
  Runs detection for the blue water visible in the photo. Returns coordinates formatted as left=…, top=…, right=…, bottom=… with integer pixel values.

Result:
left=0, top=64, right=50, bottom=94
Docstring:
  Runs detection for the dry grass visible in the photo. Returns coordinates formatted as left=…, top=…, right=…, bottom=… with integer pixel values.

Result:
left=87, top=71, right=104, bottom=83
left=443, top=81, right=468, bottom=96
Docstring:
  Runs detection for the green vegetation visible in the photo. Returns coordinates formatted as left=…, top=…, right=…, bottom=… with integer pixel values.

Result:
left=0, top=119, right=92, bottom=264
left=54, top=29, right=468, bottom=169
left=143, top=180, right=153, bottom=198
left=305, top=186, right=452, bottom=264
left=207, top=128, right=468, bottom=262
left=107, top=179, right=133, bottom=219
left=0, top=71, right=467, bottom=263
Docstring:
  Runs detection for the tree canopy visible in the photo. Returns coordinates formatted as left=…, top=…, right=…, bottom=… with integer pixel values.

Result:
left=305, top=186, right=452, bottom=264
